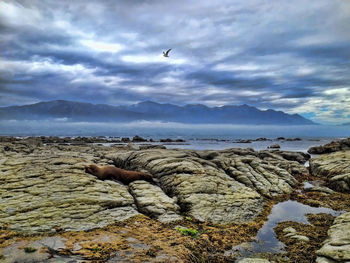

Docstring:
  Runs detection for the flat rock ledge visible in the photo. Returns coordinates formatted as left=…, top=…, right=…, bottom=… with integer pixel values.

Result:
left=0, top=144, right=139, bottom=234
left=316, top=212, right=350, bottom=263
left=310, top=151, right=350, bottom=193
left=0, top=141, right=309, bottom=234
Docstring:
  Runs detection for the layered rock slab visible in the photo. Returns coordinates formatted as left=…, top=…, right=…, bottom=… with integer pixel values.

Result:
left=316, top=212, right=350, bottom=263
left=0, top=146, right=139, bottom=234
left=128, top=181, right=182, bottom=223
left=310, top=151, right=350, bottom=192
left=109, top=148, right=308, bottom=223
left=308, top=137, right=350, bottom=154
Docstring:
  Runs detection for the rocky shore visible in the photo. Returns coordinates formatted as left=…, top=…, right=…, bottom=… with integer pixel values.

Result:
left=0, top=136, right=349, bottom=262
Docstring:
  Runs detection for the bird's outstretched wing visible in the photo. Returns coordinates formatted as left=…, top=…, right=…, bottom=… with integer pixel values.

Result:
left=165, top=49, right=172, bottom=56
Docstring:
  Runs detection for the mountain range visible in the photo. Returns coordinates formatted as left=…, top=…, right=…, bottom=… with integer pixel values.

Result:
left=0, top=100, right=316, bottom=125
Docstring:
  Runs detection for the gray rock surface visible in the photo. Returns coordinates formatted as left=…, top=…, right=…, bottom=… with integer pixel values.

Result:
left=316, top=212, right=350, bottom=263
left=310, top=151, right=350, bottom=192
left=308, top=137, right=350, bottom=154
left=128, top=181, right=182, bottom=223
left=0, top=140, right=309, bottom=233
left=290, top=235, right=310, bottom=242
left=108, top=148, right=308, bottom=223
left=0, top=144, right=139, bottom=234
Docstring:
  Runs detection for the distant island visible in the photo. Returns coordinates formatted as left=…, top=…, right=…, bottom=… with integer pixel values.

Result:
left=0, top=100, right=316, bottom=125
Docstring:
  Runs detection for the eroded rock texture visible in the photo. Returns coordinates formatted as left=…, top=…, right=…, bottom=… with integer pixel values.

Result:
left=316, top=212, right=350, bottom=263
left=308, top=137, right=350, bottom=154
left=310, top=151, right=350, bottom=193
left=0, top=139, right=309, bottom=234
left=108, top=148, right=308, bottom=223
left=0, top=144, right=139, bottom=234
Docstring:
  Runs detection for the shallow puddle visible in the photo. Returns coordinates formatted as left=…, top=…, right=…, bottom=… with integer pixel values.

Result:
left=226, top=200, right=344, bottom=260
left=0, top=236, right=84, bottom=263
left=303, top=180, right=324, bottom=189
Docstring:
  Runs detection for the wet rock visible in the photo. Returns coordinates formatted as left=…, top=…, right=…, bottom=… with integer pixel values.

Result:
left=139, top=145, right=166, bottom=150
left=255, top=137, right=269, bottom=141
left=132, top=135, right=147, bottom=142
left=286, top=138, right=302, bottom=141
left=235, top=139, right=252, bottom=143
left=310, top=151, right=350, bottom=192
left=128, top=181, right=182, bottom=223
left=160, top=138, right=174, bottom=143
left=268, top=144, right=280, bottom=149
left=308, top=137, right=350, bottom=154
left=121, top=137, right=130, bottom=142
left=316, top=212, right=350, bottom=263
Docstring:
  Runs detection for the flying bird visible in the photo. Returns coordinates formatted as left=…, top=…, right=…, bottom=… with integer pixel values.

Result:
left=163, top=49, right=172, bottom=57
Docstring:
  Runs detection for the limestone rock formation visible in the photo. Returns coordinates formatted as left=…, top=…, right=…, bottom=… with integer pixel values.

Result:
left=308, top=137, right=350, bottom=154
left=310, top=151, right=350, bottom=192
left=128, top=181, right=182, bottom=223
left=1, top=139, right=309, bottom=234
left=108, top=148, right=308, bottom=223
left=0, top=144, right=139, bottom=234
left=316, top=212, right=350, bottom=263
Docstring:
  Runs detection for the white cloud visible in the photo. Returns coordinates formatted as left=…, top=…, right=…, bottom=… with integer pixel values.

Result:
left=80, top=39, right=124, bottom=53
left=121, top=54, right=189, bottom=65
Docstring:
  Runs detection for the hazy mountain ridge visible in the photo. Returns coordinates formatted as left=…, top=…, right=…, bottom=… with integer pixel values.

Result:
left=0, top=100, right=316, bottom=125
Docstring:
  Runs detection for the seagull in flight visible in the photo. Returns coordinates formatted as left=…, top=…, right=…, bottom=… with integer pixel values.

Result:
left=163, top=48, right=172, bottom=57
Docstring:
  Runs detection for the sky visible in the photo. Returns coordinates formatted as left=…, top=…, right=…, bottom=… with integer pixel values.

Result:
left=0, top=0, right=350, bottom=124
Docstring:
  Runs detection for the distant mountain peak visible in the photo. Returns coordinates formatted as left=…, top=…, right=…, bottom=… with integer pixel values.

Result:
left=0, top=100, right=316, bottom=125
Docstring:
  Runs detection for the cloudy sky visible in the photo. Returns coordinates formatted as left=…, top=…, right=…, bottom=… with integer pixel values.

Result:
left=1, top=0, right=350, bottom=124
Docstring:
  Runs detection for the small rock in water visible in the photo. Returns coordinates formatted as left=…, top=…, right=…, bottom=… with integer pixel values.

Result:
left=268, top=144, right=280, bottom=149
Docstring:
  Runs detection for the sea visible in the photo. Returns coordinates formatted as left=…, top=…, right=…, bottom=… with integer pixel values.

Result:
left=0, top=120, right=349, bottom=152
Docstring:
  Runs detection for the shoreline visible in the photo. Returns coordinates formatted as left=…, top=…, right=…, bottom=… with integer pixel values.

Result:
left=1, top=137, right=349, bottom=262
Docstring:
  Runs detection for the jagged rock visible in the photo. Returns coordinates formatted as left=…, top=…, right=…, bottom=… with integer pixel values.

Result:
left=310, top=151, right=350, bottom=192
left=308, top=138, right=350, bottom=154
left=128, top=181, right=182, bottom=223
left=316, top=212, right=350, bottom=263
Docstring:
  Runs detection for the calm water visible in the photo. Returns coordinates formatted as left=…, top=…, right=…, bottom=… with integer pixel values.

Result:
left=0, top=120, right=349, bottom=151
left=228, top=200, right=344, bottom=260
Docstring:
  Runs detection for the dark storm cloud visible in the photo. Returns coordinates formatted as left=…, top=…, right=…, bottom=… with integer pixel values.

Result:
left=0, top=0, right=350, bottom=123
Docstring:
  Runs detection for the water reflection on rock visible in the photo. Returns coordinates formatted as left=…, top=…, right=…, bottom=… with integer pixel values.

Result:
left=227, top=200, right=344, bottom=260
